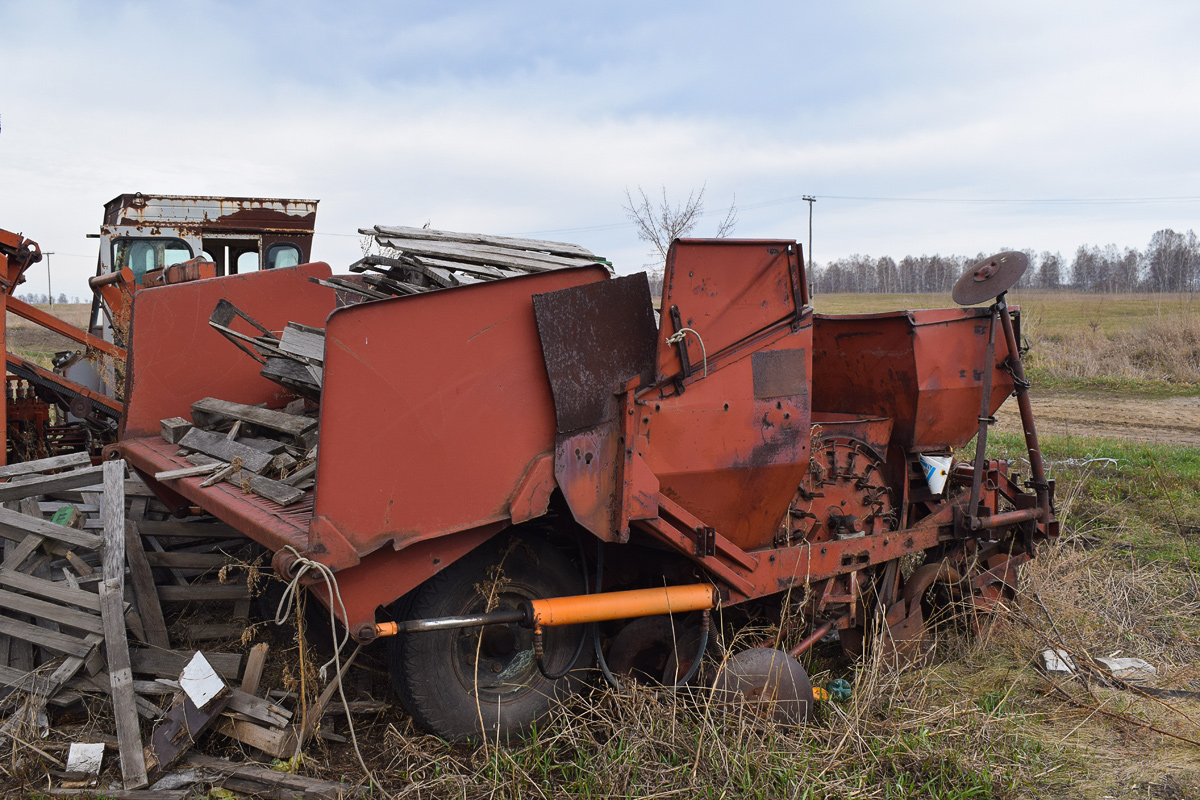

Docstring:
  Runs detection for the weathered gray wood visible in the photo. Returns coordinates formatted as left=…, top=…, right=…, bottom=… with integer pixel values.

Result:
left=0, top=464, right=106, bottom=501
left=143, top=552, right=228, bottom=570
left=1, top=531, right=45, bottom=570
left=226, top=686, right=291, bottom=727
left=0, top=451, right=92, bottom=479
left=178, top=428, right=274, bottom=475
left=100, top=580, right=148, bottom=788
left=102, top=460, right=126, bottom=583
left=185, top=622, right=245, bottom=640
left=240, top=642, right=269, bottom=696
left=124, top=521, right=170, bottom=650
left=238, top=436, right=287, bottom=455
left=137, top=520, right=246, bottom=539
left=0, top=569, right=103, bottom=611
left=0, top=663, right=56, bottom=694
left=146, top=693, right=230, bottom=783
left=159, top=417, right=192, bottom=444
left=0, top=588, right=100, bottom=632
left=214, top=716, right=296, bottom=758
left=374, top=235, right=599, bottom=272
left=183, top=454, right=305, bottom=506
left=281, top=461, right=316, bottom=486
left=190, top=397, right=316, bottom=437
left=0, top=504, right=103, bottom=551
left=154, top=462, right=223, bottom=481
left=44, top=790, right=189, bottom=799
left=130, top=648, right=241, bottom=681
left=184, top=752, right=349, bottom=798
left=410, top=253, right=528, bottom=281
left=368, top=224, right=596, bottom=258
left=0, top=614, right=94, bottom=657
left=158, top=583, right=250, bottom=602
left=260, top=357, right=322, bottom=399
left=279, top=325, right=325, bottom=362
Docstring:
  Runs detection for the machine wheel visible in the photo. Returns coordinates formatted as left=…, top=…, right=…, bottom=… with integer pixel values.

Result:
left=388, top=531, right=592, bottom=741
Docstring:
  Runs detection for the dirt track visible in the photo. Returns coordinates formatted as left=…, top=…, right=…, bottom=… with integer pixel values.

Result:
left=995, top=391, right=1200, bottom=447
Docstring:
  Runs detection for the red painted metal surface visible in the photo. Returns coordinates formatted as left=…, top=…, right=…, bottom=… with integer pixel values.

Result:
left=811, top=308, right=1017, bottom=450
left=120, top=263, right=335, bottom=439
left=310, top=265, right=609, bottom=568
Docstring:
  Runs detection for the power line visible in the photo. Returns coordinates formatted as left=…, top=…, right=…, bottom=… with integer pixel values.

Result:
left=512, top=192, right=1200, bottom=237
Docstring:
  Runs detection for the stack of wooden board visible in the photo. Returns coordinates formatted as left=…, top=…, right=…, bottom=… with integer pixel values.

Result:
left=156, top=397, right=318, bottom=507
left=342, top=224, right=608, bottom=298
left=0, top=454, right=368, bottom=797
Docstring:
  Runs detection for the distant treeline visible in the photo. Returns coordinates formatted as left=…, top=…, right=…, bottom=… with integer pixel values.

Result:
left=15, top=293, right=79, bottom=305
left=812, top=228, right=1200, bottom=294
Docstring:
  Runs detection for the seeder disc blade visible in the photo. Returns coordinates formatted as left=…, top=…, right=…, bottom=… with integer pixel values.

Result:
left=953, top=251, right=1029, bottom=305
left=711, top=647, right=813, bottom=724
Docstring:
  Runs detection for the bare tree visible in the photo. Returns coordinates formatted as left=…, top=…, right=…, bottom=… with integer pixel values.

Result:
left=623, top=184, right=737, bottom=268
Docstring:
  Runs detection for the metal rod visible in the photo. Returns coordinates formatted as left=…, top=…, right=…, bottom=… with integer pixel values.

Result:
left=996, top=297, right=1050, bottom=523
left=967, top=302, right=1000, bottom=520
left=788, top=612, right=852, bottom=658
left=375, top=607, right=526, bottom=638
left=970, top=506, right=1042, bottom=531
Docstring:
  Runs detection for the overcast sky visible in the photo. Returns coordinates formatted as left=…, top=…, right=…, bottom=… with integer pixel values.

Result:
left=2, top=1, right=1199, bottom=298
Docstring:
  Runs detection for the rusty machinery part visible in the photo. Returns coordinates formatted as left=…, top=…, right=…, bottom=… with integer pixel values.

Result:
left=712, top=647, right=813, bottom=725
left=781, top=436, right=895, bottom=547
left=387, top=533, right=595, bottom=741
left=373, top=583, right=717, bottom=638
left=922, top=537, right=1028, bottom=629
left=603, top=611, right=710, bottom=686
left=0, top=231, right=42, bottom=270
left=952, top=251, right=1030, bottom=306
left=4, top=360, right=121, bottom=425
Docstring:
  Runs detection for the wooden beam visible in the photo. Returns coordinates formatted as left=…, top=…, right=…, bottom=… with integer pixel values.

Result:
left=177, top=428, right=274, bottom=475
left=101, top=459, right=148, bottom=790
left=367, top=224, right=597, bottom=259
left=0, top=465, right=106, bottom=502
left=0, top=451, right=92, bottom=479
left=124, top=521, right=170, bottom=650
left=0, top=504, right=103, bottom=551
left=190, top=397, right=316, bottom=438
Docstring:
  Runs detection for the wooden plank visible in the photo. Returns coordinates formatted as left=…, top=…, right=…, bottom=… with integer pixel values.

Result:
left=0, top=451, right=92, bottom=479
left=226, top=686, right=291, bottom=727
left=0, top=569, right=103, bottom=611
left=154, top=462, right=224, bottom=481
left=368, top=224, right=597, bottom=258
left=183, top=455, right=305, bottom=506
left=185, top=623, right=245, bottom=640
left=159, top=417, right=192, bottom=444
left=136, top=520, right=246, bottom=539
left=158, top=583, right=250, bottom=602
left=0, top=663, right=56, bottom=694
left=238, top=436, right=287, bottom=455
left=44, top=790, right=189, bottom=799
left=0, top=464, right=106, bottom=502
left=129, top=648, right=241, bottom=681
left=143, top=552, right=229, bottom=569
left=278, top=325, right=325, bottom=362
left=0, top=588, right=101, bottom=631
left=190, top=397, right=316, bottom=437
left=240, top=643, right=269, bottom=696
left=124, top=521, right=170, bottom=650
left=0, top=504, right=103, bottom=551
left=0, top=615, right=94, bottom=658
left=214, top=716, right=296, bottom=758
left=177, top=428, right=274, bottom=475
left=1, top=532, right=45, bottom=570
left=100, top=458, right=148, bottom=789
left=146, top=693, right=230, bottom=783
left=374, top=236, right=596, bottom=272
left=183, top=752, right=348, bottom=798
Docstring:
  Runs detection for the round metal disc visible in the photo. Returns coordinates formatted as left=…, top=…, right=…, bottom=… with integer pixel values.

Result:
left=952, top=251, right=1029, bottom=306
left=711, top=647, right=813, bottom=724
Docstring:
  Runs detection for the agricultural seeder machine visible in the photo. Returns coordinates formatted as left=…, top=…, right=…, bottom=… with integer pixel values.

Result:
left=101, top=230, right=1057, bottom=740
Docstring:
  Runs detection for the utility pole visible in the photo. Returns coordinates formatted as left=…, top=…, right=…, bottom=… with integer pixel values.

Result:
left=802, top=196, right=816, bottom=298
left=44, top=252, right=54, bottom=306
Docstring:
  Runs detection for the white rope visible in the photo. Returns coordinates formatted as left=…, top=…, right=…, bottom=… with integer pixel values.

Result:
left=666, top=327, right=708, bottom=377
left=273, top=546, right=388, bottom=797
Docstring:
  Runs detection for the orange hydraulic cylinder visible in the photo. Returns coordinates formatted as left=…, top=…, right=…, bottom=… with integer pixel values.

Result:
left=528, top=583, right=716, bottom=627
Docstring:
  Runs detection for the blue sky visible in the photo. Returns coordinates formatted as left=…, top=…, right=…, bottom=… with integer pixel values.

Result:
left=2, top=1, right=1199, bottom=296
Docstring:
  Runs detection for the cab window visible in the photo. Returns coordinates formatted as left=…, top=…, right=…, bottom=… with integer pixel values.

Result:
left=266, top=243, right=301, bottom=269
left=113, top=238, right=192, bottom=284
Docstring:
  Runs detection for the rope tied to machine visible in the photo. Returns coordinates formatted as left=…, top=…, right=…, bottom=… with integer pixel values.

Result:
left=666, top=327, right=708, bottom=377
left=273, top=546, right=388, bottom=797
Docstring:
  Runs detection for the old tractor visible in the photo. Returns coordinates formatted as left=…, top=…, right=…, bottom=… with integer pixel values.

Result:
left=111, top=235, right=1056, bottom=739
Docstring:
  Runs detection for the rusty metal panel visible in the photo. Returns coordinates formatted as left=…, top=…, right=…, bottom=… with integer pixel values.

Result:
left=751, top=348, right=807, bottom=400
left=533, top=273, right=657, bottom=434
left=104, top=194, right=318, bottom=232
left=656, top=240, right=801, bottom=383
left=811, top=308, right=1015, bottom=450
left=311, top=265, right=609, bottom=562
left=121, top=263, right=336, bottom=439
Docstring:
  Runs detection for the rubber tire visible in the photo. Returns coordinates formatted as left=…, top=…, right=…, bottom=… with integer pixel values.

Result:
left=388, top=532, right=592, bottom=741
